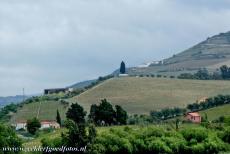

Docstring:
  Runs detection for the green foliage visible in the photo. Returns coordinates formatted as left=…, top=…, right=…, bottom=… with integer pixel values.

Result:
left=220, top=65, right=230, bottom=79
left=0, top=124, right=22, bottom=154
left=62, top=119, right=87, bottom=147
left=89, top=99, right=128, bottom=126
left=180, top=128, right=208, bottom=143
left=0, top=103, right=18, bottom=122
left=26, top=117, right=41, bottom=135
left=187, top=94, right=230, bottom=112
left=66, top=102, right=86, bottom=124
left=56, top=109, right=62, bottom=127
left=88, top=126, right=228, bottom=154
left=115, top=105, right=128, bottom=125
left=150, top=107, right=186, bottom=120
left=221, top=127, right=230, bottom=143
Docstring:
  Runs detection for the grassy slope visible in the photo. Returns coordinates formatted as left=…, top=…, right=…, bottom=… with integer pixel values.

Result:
left=72, top=77, right=230, bottom=114
left=11, top=101, right=68, bottom=123
left=200, top=104, right=230, bottom=121
left=11, top=77, right=230, bottom=121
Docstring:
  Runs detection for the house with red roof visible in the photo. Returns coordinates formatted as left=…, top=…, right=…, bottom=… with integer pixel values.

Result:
left=185, top=112, right=201, bottom=123
left=40, top=120, right=60, bottom=129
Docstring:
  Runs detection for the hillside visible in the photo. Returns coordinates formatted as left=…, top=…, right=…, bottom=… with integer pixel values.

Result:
left=10, top=77, right=230, bottom=121
left=200, top=104, right=230, bottom=121
left=128, top=31, right=230, bottom=76
left=68, top=79, right=96, bottom=89
left=72, top=77, right=230, bottom=114
left=0, top=95, right=30, bottom=108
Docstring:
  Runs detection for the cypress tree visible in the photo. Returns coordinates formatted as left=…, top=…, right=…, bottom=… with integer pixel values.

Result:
left=56, top=109, right=62, bottom=127
left=120, top=61, right=126, bottom=74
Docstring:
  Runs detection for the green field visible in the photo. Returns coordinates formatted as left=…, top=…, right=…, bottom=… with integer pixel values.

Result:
left=200, top=104, right=230, bottom=121
left=11, top=101, right=68, bottom=123
left=72, top=77, right=230, bottom=114
left=11, top=77, right=230, bottom=121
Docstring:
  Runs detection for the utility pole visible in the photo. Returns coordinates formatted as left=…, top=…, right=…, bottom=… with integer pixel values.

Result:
left=22, top=88, right=25, bottom=102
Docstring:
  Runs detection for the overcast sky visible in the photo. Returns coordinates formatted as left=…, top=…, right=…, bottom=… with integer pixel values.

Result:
left=1, top=0, right=230, bottom=96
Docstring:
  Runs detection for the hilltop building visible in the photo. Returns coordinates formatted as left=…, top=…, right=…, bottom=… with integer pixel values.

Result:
left=44, top=88, right=73, bottom=95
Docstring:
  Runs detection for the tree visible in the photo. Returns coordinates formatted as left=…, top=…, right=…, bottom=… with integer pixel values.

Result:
left=88, top=124, right=97, bottom=144
left=98, top=99, right=116, bottom=125
left=56, top=109, right=62, bottom=127
left=220, top=65, right=230, bottom=79
left=120, top=61, right=126, bottom=74
left=26, top=117, right=41, bottom=135
left=62, top=119, right=87, bottom=148
left=66, top=102, right=86, bottom=124
left=0, top=124, right=22, bottom=153
left=194, top=68, right=210, bottom=80
left=89, top=104, right=99, bottom=124
left=115, top=105, right=128, bottom=125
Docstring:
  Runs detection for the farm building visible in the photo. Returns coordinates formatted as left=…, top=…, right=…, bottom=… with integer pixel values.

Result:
left=40, top=120, right=60, bottom=129
left=14, top=121, right=27, bottom=130
left=13, top=120, right=60, bottom=130
left=44, top=88, right=73, bottom=95
left=185, top=112, right=201, bottom=123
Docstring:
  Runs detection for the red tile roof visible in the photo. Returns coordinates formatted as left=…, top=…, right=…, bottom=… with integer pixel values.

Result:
left=188, top=112, right=200, bottom=117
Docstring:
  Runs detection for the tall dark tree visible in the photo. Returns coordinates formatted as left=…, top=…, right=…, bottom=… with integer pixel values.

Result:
left=62, top=119, right=87, bottom=148
left=220, top=65, right=230, bottom=79
left=56, top=109, right=62, bottom=127
left=26, top=117, right=41, bottom=135
left=98, top=99, right=116, bottom=125
left=88, top=104, right=99, bottom=124
left=120, top=61, right=126, bottom=74
left=66, top=102, right=86, bottom=125
left=115, top=105, right=128, bottom=125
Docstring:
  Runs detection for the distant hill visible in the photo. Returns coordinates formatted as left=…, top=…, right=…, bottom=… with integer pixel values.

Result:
left=69, top=79, right=97, bottom=89
left=0, top=95, right=29, bottom=108
left=127, top=31, right=230, bottom=76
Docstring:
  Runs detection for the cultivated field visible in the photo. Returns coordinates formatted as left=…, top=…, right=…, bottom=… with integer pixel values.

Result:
left=200, top=104, right=230, bottom=121
left=11, top=77, right=230, bottom=121
left=11, top=101, right=68, bottom=122
left=72, top=77, right=230, bottom=114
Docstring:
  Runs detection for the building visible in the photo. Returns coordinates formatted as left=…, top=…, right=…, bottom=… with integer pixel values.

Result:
left=197, top=97, right=208, bottom=103
left=185, top=112, right=202, bottom=123
left=40, top=120, right=60, bottom=129
left=14, top=121, right=27, bottom=130
left=44, top=88, right=73, bottom=95
left=118, top=74, right=129, bottom=77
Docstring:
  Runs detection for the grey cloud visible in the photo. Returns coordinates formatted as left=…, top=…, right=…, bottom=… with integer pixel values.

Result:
left=0, top=0, right=230, bottom=95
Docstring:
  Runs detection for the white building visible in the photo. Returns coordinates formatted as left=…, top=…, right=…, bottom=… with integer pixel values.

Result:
left=14, top=121, right=27, bottom=130
left=40, top=120, right=60, bottom=129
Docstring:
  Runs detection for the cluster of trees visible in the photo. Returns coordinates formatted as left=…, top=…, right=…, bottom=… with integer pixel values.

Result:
left=26, top=117, right=41, bottom=135
left=87, top=126, right=229, bottom=154
left=150, top=108, right=186, bottom=120
left=178, top=65, right=230, bottom=80
left=0, top=103, right=18, bottom=122
left=42, top=102, right=97, bottom=154
left=89, top=99, right=128, bottom=126
left=149, top=94, right=230, bottom=121
left=40, top=101, right=127, bottom=153
left=0, top=124, right=22, bottom=153
left=178, top=68, right=216, bottom=80
left=187, top=94, right=230, bottom=112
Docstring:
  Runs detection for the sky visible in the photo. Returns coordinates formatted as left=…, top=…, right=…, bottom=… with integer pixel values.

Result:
left=1, top=0, right=230, bottom=96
